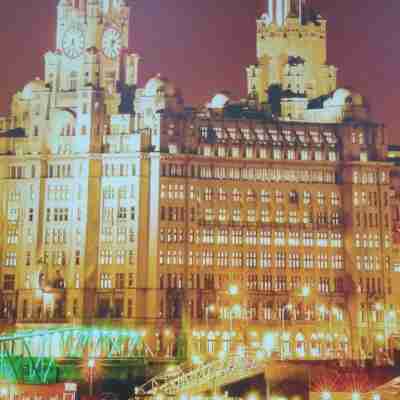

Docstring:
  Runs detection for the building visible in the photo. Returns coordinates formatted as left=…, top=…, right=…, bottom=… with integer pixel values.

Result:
left=0, top=0, right=399, bottom=363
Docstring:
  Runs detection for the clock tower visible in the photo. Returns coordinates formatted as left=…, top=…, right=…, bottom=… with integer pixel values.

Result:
left=48, top=0, right=139, bottom=105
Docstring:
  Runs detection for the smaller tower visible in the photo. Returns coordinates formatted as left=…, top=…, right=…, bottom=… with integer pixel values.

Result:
left=57, top=0, right=73, bottom=48
left=87, top=0, right=101, bottom=47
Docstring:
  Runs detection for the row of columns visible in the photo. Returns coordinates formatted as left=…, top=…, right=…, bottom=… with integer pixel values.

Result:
left=266, top=0, right=304, bottom=26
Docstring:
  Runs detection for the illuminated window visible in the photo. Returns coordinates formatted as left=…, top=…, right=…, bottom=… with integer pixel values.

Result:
left=261, top=209, right=270, bottom=223
left=232, top=208, right=241, bottom=222
left=276, top=252, right=285, bottom=269
left=100, top=249, right=112, bottom=265
left=116, top=250, right=125, bottom=265
left=217, top=252, right=229, bottom=267
left=5, top=252, right=17, bottom=267
left=274, top=231, right=285, bottom=246
left=246, top=252, right=257, bottom=268
left=317, top=192, right=325, bottom=206
left=3, top=274, right=15, bottom=290
left=260, top=253, right=272, bottom=268
left=260, top=230, right=272, bottom=246
left=247, top=209, right=256, bottom=222
left=275, top=190, right=284, bottom=203
left=232, top=188, right=241, bottom=202
left=74, top=273, right=80, bottom=289
left=303, top=191, right=311, bottom=204
left=116, top=273, right=125, bottom=289
left=100, top=273, right=112, bottom=289
left=7, top=229, right=18, bottom=244
left=275, top=209, right=285, bottom=224
left=303, top=254, right=314, bottom=269
left=260, top=190, right=270, bottom=203
left=231, top=230, right=243, bottom=245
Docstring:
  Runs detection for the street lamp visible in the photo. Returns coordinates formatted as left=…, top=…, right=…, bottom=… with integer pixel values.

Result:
left=228, top=284, right=239, bottom=296
left=205, top=304, right=215, bottom=330
left=321, top=392, right=332, bottom=400
left=281, top=303, right=292, bottom=360
left=227, top=284, right=239, bottom=351
left=88, top=358, right=95, bottom=397
left=301, top=286, right=311, bottom=298
left=0, top=387, right=8, bottom=400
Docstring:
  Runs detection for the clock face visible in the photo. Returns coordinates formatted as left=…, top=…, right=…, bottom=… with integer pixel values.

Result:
left=102, top=28, right=122, bottom=59
left=62, top=28, right=85, bottom=59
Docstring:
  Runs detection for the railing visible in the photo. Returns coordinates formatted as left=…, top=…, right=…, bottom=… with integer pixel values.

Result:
left=0, top=327, right=151, bottom=384
left=134, top=350, right=266, bottom=398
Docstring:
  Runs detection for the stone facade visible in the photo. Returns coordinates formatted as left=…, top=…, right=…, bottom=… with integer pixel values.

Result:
left=0, top=0, right=399, bottom=362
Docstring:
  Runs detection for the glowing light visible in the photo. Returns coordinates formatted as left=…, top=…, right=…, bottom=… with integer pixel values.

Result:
left=372, top=394, right=381, bottom=400
left=387, top=310, right=396, bottom=320
left=0, top=388, right=8, bottom=396
left=228, top=284, right=239, bottom=295
left=166, top=365, right=178, bottom=375
left=302, top=286, right=311, bottom=297
left=352, top=392, right=361, bottom=400
left=263, top=332, right=276, bottom=352
left=246, top=393, right=259, bottom=400
left=164, top=328, right=171, bottom=337
left=375, top=303, right=383, bottom=311
left=376, top=333, right=384, bottom=342
left=208, top=304, right=216, bottom=312
left=191, top=354, right=203, bottom=365
left=88, top=358, right=95, bottom=368
left=321, top=392, right=332, bottom=400
left=232, top=304, right=242, bottom=315
left=218, top=350, right=226, bottom=360
left=237, top=345, right=246, bottom=356
left=256, top=350, right=265, bottom=361
left=179, top=394, right=189, bottom=400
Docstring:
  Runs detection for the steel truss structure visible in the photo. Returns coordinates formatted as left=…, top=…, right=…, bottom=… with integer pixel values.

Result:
left=0, top=327, right=150, bottom=384
left=134, top=350, right=266, bottom=398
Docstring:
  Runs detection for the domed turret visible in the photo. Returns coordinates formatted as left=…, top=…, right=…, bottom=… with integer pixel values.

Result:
left=144, top=74, right=176, bottom=97
left=323, top=88, right=364, bottom=108
left=58, top=0, right=73, bottom=7
left=21, top=78, right=47, bottom=101
left=208, top=93, right=230, bottom=109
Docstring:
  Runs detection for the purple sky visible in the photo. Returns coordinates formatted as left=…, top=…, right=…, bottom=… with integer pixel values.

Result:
left=0, top=0, right=399, bottom=142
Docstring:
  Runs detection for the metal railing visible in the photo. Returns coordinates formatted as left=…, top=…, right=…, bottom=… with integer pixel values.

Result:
left=134, top=350, right=266, bottom=398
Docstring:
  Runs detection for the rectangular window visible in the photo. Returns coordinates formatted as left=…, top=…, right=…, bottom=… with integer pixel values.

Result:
left=116, top=273, right=125, bottom=289
left=5, top=252, right=17, bottom=267
left=3, top=274, right=15, bottom=290
left=100, top=273, right=112, bottom=289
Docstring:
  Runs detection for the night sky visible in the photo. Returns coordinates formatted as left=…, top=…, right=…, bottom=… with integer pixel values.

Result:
left=0, top=0, right=399, bottom=142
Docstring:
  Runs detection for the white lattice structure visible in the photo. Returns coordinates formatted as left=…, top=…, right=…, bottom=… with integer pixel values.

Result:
left=134, top=351, right=267, bottom=398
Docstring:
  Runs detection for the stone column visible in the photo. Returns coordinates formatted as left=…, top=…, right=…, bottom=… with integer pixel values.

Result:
left=276, top=0, right=284, bottom=26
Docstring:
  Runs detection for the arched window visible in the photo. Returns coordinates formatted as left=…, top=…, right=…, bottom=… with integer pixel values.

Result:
left=326, top=334, right=334, bottom=358
left=281, top=332, right=291, bottom=358
left=222, top=332, right=231, bottom=353
left=70, top=71, right=78, bottom=91
left=295, top=332, right=305, bottom=358
left=310, top=333, right=321, bottom=358
left=207, top=332, right=216, bottom=353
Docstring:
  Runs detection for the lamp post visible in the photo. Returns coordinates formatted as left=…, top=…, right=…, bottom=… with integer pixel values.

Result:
left=227, top=284, right=239, bottom=352
left=205, top=304, right=215, bottom=331
left=0, top=386, right=9, bottom=400
left=88, top=358, right=95, bottom=397
left=385, top=308, right=397, bottom=359
left=281, top=303, right=292, bottom=360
